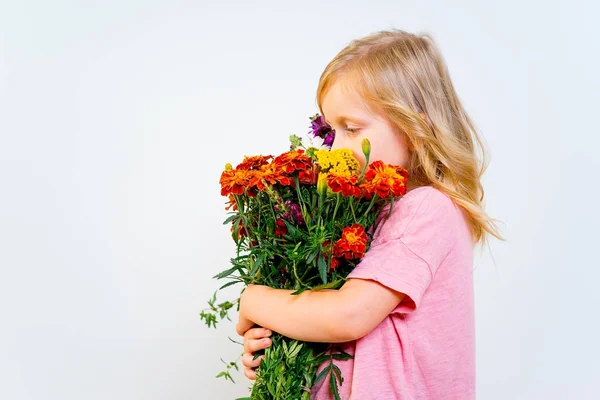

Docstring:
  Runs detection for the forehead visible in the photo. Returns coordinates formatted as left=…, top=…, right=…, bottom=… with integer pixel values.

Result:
left=321, top=79, right=375, bottom=124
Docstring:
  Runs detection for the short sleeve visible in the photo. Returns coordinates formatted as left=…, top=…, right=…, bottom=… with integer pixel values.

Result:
left=347, top=186, right=458, bottom=313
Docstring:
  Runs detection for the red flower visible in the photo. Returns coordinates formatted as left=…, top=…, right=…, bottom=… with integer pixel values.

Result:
left=329, top=257, right=341, bottom=270
left=360, top=161, right=409, bottom=199
left=236, top=155, right=273, bottom=171
left=273, top=149, right=313, bottom=174
left=333, top=224, right=368, bottom=260
left=327, top=174, right=361, bottom=197
left=298, top=165, right=318, bottom=185
left=275, top=218, right=288, bottom=237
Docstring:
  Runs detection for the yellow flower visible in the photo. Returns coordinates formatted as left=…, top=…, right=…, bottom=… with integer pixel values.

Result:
left=314, top=148, right=360, bottom=177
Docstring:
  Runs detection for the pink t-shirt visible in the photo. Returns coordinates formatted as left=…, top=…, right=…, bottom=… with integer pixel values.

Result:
left=310, top=185, right=475, bottom=400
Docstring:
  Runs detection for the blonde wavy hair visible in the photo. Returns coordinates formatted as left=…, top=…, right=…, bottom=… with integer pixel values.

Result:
left=316, top=29, right=505, bottom=250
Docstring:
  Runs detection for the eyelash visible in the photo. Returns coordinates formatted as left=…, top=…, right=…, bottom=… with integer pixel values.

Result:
left=330, top=126, right=361, bottom=135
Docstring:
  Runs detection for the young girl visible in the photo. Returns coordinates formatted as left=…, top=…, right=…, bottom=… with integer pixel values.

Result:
left=235, top=28, right=504, bottom=399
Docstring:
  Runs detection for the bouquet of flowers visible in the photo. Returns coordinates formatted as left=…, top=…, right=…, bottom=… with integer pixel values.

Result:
left=200, top=114, right=409, bottom=400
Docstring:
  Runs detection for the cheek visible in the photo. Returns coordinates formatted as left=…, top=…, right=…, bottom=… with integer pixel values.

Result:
left=370, top=138, right=410, bottom=167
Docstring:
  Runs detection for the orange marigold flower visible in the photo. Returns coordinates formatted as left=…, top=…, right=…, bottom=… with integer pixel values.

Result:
left=333, top=224, right=368, bottom=260
left=236, top=155, right=273, bottom=171
left=360, top=161, right=409, bottom=199
left=220, top=168, right=260, bottom=197
left=225, top=193, right=238, bottom=211
left=327, top=174, right=361, bottom=197
left=273, top=149, right=313, bottom=174
left=251, top=163, right=293, bottom=190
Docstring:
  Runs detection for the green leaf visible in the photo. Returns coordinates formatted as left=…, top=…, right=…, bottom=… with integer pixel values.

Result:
left=329, top=368, right=340, bottom=400
left=219, top=280, right=242, bottom=290
left=311, top=278, right=344, bottom=291
left=332, top=363, right=343, bottom=385
left=212, top=264, right=240, bottom=280
left=232, top=218, right=241, bottom=245
left=222, top=214, right=238, bottom=225
left=288, top=342, right=303, bottom=359
left=306, top=248, right=320, bottom=265
left=290, top=286, right=307, bottom=296
left=249, top=253, right=263, bottom=276
left=331, top=352, right=354, bottom=361
left=227, top=336, right=243, bottom=346
left=314, top=365, right=330, bottom=385
left=318, top=254, right=328, bottom=284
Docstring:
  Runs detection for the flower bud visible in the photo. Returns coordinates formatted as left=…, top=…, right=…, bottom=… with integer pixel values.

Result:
left=317, top=173, right=328, bottom=196
left=361, top=138, right=371, bottom=159
left=225, top=163, right=232, bottom=171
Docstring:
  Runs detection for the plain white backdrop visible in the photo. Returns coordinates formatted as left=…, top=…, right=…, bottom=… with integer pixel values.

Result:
left=1, top=1, right=598, bottom=399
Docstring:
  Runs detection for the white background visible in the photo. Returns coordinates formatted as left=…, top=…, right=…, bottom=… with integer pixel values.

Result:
left=1, top=1, right=598, bottom=399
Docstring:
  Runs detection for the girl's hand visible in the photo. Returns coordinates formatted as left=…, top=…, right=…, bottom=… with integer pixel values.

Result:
left=241, top=327, right=273, bottom=380
left=236, top=284, right=258, bottom=337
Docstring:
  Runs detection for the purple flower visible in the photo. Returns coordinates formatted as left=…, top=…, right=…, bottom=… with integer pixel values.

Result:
left=323, top=133, right=335, bottom=147
left=278, top=200, right=305, bottom=226
left=309, top=114, right=335, bottom=147
left=289, top=203, right=305, bottom=226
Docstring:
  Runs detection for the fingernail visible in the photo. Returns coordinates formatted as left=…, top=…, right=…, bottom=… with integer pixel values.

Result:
left=263, top=338, right=271, bottom=345
left=265, top=330, right=272, bottom=336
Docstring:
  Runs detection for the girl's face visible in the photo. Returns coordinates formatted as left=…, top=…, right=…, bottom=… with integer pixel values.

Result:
left=321, top=79, right=413, bottom=170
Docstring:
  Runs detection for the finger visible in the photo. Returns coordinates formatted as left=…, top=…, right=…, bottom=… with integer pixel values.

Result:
left=242, top=352, right=264, bottom=369
left=244, top=337, right=272, bottom=353
left=244, top=366, right=257, bottom=380
left=244, top=327, right=272, bottom=340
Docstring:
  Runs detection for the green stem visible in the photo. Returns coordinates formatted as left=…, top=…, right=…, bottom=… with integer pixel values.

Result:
left=264, top=185, right=278, bottom=234
left=363, top=194, right=379, bottom=218
left=294, top=175, right=311, bottom=227
left=331, top=193, right=341, bottom=222
left=292, top=260, right=304, bottom=288
left=349, top=196, right=357, bottom=223
left=358, top=149, right=371, bottom=181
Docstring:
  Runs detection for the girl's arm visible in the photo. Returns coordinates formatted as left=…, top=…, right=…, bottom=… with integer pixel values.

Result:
left=236, top=279, right=406, bottom=343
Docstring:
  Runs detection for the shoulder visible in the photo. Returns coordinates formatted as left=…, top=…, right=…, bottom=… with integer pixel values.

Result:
left=375, top=186, right=458, bottom=238
left=371, top=186, right=462, bottom=264
left=358, top=185, right=465, bottom=277
left=401, top=185, right=455, bottom=215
